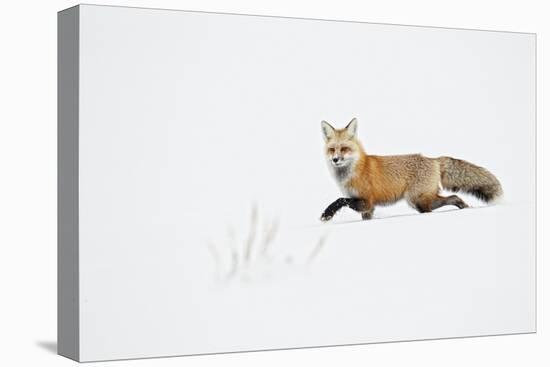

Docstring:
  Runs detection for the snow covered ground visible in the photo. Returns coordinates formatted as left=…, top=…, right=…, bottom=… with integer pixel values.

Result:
left=79, top=200, right=534, bottom=359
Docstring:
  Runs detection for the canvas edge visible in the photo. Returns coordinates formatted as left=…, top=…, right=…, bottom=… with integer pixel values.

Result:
left=58, top=5, right=80, bottom=362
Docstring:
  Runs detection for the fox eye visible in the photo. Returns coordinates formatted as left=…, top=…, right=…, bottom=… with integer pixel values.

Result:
left=340, top=147, right=351, bottom=153
left=327, top=147, right=335, bottom=154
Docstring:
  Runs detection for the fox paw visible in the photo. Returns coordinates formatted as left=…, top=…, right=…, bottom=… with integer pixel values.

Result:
left=320, top=212, right=333, bottom=222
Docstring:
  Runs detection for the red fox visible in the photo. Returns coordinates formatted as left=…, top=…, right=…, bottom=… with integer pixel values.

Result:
left=320, top=118, right=502, bottom=221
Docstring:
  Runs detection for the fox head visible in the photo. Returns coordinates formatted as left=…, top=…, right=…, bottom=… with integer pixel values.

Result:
left=321, top=118, right=364, bottom=169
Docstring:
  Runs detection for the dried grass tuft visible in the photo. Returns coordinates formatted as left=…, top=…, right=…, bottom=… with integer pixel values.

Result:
left=260, top=217, right=279, bottom=257
left=243, top=204, right=259, bottom=263
left=308, top=233, right=329, bottom=264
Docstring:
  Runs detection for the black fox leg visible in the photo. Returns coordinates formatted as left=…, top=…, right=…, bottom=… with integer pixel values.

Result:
left=431, top=195, right=469, bottom=210
left=320, top=198, right=352, bottom=221
left=321, top=198, right=373, bottom=221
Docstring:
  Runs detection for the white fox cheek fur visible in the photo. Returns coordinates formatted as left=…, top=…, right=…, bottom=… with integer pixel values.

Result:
left=322, top=118, right=361, bottom=197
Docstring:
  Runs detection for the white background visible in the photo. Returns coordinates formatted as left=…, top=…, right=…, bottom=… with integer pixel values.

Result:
left=0, top=0, right=547, bottom=366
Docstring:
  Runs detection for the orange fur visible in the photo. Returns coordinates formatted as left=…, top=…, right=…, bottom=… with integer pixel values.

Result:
left=347, top=155, right=408, bottom=206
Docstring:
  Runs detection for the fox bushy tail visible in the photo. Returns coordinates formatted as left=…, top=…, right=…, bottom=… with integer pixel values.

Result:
left=438, top=157, right=502, bottom=203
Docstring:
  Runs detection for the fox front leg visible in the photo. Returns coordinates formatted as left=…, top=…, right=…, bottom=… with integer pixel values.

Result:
left=320, top=198, right=371, bottom=221
left=348, top=198, right=374, bottom=220
left=320, top=198, right=352, bottom=221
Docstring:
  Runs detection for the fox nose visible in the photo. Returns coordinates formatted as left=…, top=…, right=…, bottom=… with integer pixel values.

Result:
left=332, top=157, right=339, bottom=163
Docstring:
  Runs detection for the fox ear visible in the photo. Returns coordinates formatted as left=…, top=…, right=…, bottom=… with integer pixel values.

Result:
left=321, top=120, right=336, bottom=141
left=345, top=118, right=358, bottom=138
